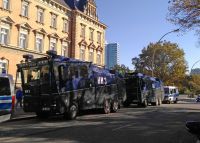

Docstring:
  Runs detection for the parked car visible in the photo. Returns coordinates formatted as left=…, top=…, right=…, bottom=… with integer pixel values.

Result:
left=196, top=95, right=200, bottom=102
left=163, top=86, right=179, bottom=104
left=0, top=74, right=15, bottom=122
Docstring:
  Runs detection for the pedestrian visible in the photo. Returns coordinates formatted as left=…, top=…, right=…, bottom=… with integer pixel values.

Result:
left=15, top=87, right=23, bottom=108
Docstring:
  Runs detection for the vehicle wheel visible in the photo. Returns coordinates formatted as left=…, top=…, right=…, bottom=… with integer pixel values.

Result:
left=67, top=104, right=78, bottom=120
left=142, top=100, right=148, bottom=108
left=174, top=99, right=178, bottom=104
left=36, top=111, right=49, bottom=119
left=103, top=99, right=111, bottom=114
left=111, top=100, right=119, bottom=113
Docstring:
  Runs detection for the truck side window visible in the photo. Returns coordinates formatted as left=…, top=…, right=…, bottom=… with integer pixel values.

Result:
left=58, top=65, right=65, bottom=89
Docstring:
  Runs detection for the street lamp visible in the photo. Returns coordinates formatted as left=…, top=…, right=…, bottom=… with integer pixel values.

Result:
left=1, top=57, right=9, bottom=74
left=188, top=59, right=200, bottom=97
left=190, top=59, right=200, bottom=75
left=151, top=29, right=179, bottom=77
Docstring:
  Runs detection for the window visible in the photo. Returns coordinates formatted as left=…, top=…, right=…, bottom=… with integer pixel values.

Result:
left=51, top=13, right=57, bottom=29
left=97, top=32, right=101, bottom=44
left=80, top=24, right=86, bottom=38
left=61, top=42, right=68, bottom=57
left=0, top=61, right=7, bottom=74
left=80, top=45, right=85, bottom=61
left=21, top=1, right=29, bottom=17
left=35, top=33, right=43, bottom=52
left=63, top=19, right=69, bottom=33
left=0, top=27, right=9, bottom=45
left=97, top=51, right=101, bottom=65
left=49, top=38, right=56, bottom=51
left=2, top=0, right=9, bottom=10
left=89, top=28, right=94, bottom=41
left=19, top=30, right=28, bottom=48
left=89, top=49, right=94, bottom=62
left=37, top=8, right=44, bottom=24
left=0, top=77, right=11, bottom=95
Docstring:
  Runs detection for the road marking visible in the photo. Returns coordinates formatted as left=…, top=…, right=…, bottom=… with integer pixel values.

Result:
left=112, top=123, right=135, bottom=131
left=0, top=114, right=11, bottom=123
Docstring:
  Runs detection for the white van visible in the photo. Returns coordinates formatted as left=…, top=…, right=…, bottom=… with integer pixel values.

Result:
left=0, top=74, right=15, bottom=122
left=163, top=86, right=179, bottom=104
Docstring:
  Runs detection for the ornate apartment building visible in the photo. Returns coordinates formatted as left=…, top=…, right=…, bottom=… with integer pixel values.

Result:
left=0, top=0, right=106, bottom=78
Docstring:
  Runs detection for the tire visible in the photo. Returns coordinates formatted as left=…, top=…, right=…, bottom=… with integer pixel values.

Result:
left=103, top=99, right=111, bottom=114
left=66, top=104, right=78, bottom=120
left=36, top=111, right=49, bottom=119
left=174, top=99, right=178, bottom=104
left=111, top=100, right=119, bottom=113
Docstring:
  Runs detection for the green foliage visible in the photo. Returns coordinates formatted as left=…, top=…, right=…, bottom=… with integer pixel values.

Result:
left=189, top=75, right=200, bottom=94
left=181, top=75, right=200, bottom=95
left=112, top=64, right=131, bottom=76
left=132, top=41, right=188, bottom=88
left=168, top=0, right=200, bottom=34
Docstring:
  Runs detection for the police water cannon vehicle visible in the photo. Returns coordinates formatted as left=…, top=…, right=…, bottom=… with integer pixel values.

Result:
left=17, top=51, right=123, bottom=120
left=123, top=72, right=164, bottom=107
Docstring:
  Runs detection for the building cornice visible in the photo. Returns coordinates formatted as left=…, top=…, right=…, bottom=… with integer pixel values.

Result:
left=34, top=0, right=72, bottom=17
left=0, top=44, right=47, bottom=56
left=74, top=10, right=107, bottom=29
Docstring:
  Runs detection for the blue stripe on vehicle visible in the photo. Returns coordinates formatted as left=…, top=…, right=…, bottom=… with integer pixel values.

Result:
left=0, top=96, right=12, bottom=100
left=0, top=103, right=12, bottom=110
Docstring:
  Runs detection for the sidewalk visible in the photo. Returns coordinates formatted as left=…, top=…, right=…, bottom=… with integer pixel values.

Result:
left=11, top=108, right=35, bottom=121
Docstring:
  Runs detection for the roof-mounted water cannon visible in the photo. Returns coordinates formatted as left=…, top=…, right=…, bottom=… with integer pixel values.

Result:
left=46, top=50, right=57, bottom=59
left=23, top=54, right=33, bottom=62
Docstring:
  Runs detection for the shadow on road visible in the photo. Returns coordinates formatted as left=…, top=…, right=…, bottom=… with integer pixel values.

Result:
left=0, top=105, right=199, bottom=143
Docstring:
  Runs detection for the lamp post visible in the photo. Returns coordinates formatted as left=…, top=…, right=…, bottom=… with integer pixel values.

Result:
left=151, top=29, right=179, bottom=77
left=189, top=60, right=200, bottom=97
left=190, top=59, right=200, bottom=75
left=1, top=57, right=9, bottom=74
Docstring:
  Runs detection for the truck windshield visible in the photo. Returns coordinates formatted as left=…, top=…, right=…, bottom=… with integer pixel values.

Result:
left=23, top=65, right=49, bottom=84
left=164, top=88, right=169, bottom=94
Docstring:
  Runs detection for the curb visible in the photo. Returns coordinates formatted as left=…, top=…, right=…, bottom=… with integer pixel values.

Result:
left=7, top=115, right=36, bottom=122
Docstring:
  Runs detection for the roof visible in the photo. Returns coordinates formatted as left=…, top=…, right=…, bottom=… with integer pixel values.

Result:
left=76, top=0, right=87, bottom=11
left=64, top=0, right=96, bottom=12
left=64, top=0, right=76, bottom=9
left=53, top=0, right=71, bottom=9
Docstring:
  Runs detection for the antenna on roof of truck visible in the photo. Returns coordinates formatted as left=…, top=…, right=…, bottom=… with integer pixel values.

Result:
left=23, top=54, right=33, bottom=62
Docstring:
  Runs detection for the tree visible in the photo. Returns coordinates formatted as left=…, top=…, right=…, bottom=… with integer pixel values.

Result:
left=132, top=41, right=188, bottom=88
left=189, top=75, right=200, bottom=95
left=112, top=64, right=131, bottom=76
left=183, top=75, right=200, bottom=95
left=191, top=68, right=200, bottom=75
left=168, top=0, right=200, bottom=34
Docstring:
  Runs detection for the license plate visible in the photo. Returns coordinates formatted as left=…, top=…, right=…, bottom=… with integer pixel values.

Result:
left=42, top=107, right=50, bottom=111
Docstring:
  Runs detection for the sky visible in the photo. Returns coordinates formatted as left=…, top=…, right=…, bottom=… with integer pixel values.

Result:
left=96, top=0, right=200, bottom=71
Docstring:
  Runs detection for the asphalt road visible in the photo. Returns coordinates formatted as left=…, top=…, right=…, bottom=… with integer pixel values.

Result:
left=0, top=97, right=200, bottom=143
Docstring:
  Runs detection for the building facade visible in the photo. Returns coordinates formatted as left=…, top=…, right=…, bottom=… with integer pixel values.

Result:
left=0, top=0, right=106, bottom=78
left=105, top=43, right=119, bottom=69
